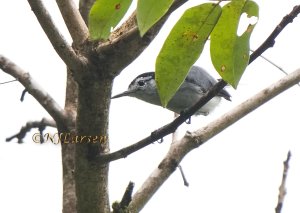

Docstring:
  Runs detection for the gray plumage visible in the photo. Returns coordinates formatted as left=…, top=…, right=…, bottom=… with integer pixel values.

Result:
left=112, top=66, right=231, bottom=115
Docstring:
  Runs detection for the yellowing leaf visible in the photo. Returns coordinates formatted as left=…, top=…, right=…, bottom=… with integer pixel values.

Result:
left=89, top=0, right=132, bottom=40
left=156, top=3, right=222, bottom=107
left=210, top=0, right=259, bottom=88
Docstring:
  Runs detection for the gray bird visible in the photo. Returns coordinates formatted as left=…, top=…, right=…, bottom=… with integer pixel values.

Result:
left=112, top=66, right=231, bottom=115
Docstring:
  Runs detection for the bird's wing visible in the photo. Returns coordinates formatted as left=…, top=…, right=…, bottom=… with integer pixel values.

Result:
left=186, top=66, right=231, bottom=101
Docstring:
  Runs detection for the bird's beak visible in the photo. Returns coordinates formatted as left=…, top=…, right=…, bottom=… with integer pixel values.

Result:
left=111, top=90, right=133, bottom=99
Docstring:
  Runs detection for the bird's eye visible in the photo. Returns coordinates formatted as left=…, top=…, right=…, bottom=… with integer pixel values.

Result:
left=137, top=80, right=145, bottom=87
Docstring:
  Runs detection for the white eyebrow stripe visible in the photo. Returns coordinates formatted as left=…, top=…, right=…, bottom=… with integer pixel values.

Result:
left=138, top=76, right=153, bottom=82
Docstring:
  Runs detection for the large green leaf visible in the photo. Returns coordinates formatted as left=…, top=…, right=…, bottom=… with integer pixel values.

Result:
left=156, top=3, right=222, bottom=107
left=210, top=0, right=259, bottom=88
left=89, top=0, right=132, bottom=40
left=137, top=0, right=174, bottom=36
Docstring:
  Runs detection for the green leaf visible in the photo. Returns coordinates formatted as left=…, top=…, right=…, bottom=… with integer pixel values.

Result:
left=210, top=0, right=259, bottom=88
left=89, top=0, right=132, bottom=40
left=137, top=0, right=174, bottom=36
left=156, top=3, right=222, bottom=107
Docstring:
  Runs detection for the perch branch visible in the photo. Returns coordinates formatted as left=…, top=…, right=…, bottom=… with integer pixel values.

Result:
left=99, top=80, right=226, bottom=163
left=250, top=5, right=300, bottom=63
left=56, top=0, right=89, bottom=45
left=127, top=5, right=300, bottom=211
left=100, top=3, right=300, bottom=163
left=0, top=55, right=72, bottom=128
left=6, top=118, right=56, bottom=143
left=27, top=0, right=86, bottom=70
left=128, top=68, right=300, bottom=212
left=275, top=151, right=291, bottom=213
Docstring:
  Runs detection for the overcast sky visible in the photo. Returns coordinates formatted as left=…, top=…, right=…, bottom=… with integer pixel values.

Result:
left=1, top=1, right=300, bottom=213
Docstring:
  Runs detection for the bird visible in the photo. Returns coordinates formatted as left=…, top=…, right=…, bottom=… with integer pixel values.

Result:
left=112, top=66, right=231, bottom=115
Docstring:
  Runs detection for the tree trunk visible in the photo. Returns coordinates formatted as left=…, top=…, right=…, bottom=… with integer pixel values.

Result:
left=75, top=77, right=112, bottom=213
left=61, top=69, right=78, bottom=213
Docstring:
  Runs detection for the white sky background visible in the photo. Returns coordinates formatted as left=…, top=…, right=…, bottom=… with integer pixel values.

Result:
left=0, top=1, right=300, bottom=213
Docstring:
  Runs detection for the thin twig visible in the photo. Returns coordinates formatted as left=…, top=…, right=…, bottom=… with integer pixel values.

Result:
left=251, top=50, right=300, bottom=87
left=6, top=118, right=56, bottom=143
left=79, top=0, right=95, bottom=24
left=260, top=54, right=300, bottom=87
left=129, top=67, right=300, bottom=212
left=56, top=0, right=89, bottom=45
left=27, top=0, right=86, bottom=70
left=178, top=165, right=189, bottom=187
left=99, top=80, right=227, bottom=163
left=112, top=181, right=135, bottom=212
left=20, top=89, right=28, bottom=102
left=275, top=151, right=291, bottom=213
left=0, top=55, right=72, bottom=128
left=127, top=5, right=300, bottom=211
left=100, top=4, right=300, bottom=164
left=250, top=5, right=300, bottom=63
left=120, top=182, right=135, bottom=209
left=173, top=113, right=189, bottom=187
left=0, top=79, right=17, bottom=85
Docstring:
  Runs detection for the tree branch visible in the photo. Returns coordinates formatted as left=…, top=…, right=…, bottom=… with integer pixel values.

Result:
left=125, top=5, right=300, bottom=211
left=27, top=0, right=86, bottom=70
left=112, top=181, right=135, bottom=213
left=99, top=80, right=226, bottom=163
left=97, top=0, right=189, bottom=77
left=250, top=5, right=300, bottom=63
left=79, top=0, right=96, bottom=24
left=275, top=151, right=291, bottom=213
left=56, top=0, right=89, bottom=45
left=128, top=67, right=300, bottom=212
left=0, top=55, right=72, bottom=129
left=101, top=3, right=300, bottom=163
left=6, top=118, right=56, bottom=143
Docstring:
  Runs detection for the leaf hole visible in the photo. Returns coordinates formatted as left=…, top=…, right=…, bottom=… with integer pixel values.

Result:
left=237, top=13, right=258, bottom=36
